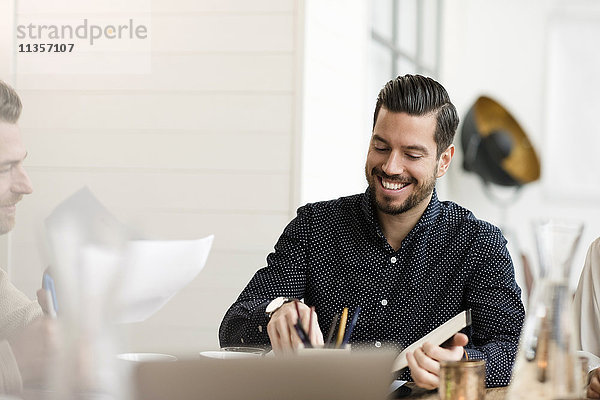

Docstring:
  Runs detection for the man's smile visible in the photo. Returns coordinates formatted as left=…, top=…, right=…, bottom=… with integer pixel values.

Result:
left=379, top=176, right=411, bottom=191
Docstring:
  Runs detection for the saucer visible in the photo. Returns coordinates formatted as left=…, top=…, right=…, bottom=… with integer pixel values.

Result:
left=199, top=351, right=261, bottom=359
left=117, top=352, right=178, bottom=362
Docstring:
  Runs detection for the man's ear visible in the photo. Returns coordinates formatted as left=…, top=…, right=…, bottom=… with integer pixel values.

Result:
left=436, top=144, right=455, bottom=178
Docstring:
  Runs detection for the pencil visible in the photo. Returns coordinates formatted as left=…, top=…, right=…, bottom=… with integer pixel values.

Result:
left=341, top=306, right=361, bottom=348
left=325, top=312, right=340, bottom=347
left=335, top=307, right=349, bottom=349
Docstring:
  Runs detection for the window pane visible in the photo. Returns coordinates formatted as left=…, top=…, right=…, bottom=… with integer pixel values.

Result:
left=396, top=56, right=417, bottom=76
left=397, top=0, right=417, bottom=57
left=420, top=0, right=438, bottom=71
left=371, top=0, right=393, bottom=43
left=370, top=40, right=394, bottom=98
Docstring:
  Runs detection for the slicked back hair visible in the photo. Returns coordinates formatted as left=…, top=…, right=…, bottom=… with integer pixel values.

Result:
left=373, top=74, right=459, bottom=159
left=0, top=80, right=22, bottom=123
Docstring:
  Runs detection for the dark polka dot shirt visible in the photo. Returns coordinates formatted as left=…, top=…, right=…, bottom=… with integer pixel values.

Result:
left=219, top=189, right=525, bottom=387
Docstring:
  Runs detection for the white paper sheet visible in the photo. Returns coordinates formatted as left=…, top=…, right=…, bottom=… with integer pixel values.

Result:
left=45, top=187, right=214, bottom=323
left=116, top=236, right=213, bottom=322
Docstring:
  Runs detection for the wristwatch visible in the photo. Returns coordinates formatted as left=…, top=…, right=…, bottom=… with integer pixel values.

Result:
left=265, top=297, right=295, bottom=318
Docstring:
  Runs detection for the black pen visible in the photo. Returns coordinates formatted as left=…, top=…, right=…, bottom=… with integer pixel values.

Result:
left=325, top=312, right=339, bottom=348
left=294, top=323, right=312, bottom=348
left=293, top=300, right=312, bottom=348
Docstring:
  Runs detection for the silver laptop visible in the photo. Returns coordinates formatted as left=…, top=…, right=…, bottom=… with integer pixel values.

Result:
left=134, top=351, right=395, bottom=400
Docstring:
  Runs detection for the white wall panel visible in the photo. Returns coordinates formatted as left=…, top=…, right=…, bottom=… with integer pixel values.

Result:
left=18, top=0, right=294, bottom=15
left=17, top=0, right=151, bottom=14
left=18, top=93, right=293, bottom=132
left=151, top=15, right=294, bottom=53
left=24, top=131, right=291, bottom=172
left=24, top=170, right=290, bottom=213
left=189, top=251, right=268, bottom=292
left=16, top=54, right=294, bottom=92
left=151, top=0, right=294, bottom=14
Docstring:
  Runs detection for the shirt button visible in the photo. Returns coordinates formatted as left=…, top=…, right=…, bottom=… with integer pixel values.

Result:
left=390, top=256, right=397, bottom=263
left=375, top=341, right=382, bottom=348
left=258, top=325, right=263, bottom=333
left=381, top=299, right=388, bottom=306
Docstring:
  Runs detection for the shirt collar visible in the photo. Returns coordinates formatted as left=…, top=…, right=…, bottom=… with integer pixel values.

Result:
left=361, top=187, right=379, bottom=235
left=361, top=187, right=441, bottom=241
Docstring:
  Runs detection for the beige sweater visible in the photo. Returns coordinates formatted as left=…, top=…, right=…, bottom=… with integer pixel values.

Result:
left=0, top=269, right=43, bottom=394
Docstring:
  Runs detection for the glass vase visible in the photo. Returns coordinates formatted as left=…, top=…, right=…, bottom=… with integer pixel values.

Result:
left=508, top=219, right=585, bottom=400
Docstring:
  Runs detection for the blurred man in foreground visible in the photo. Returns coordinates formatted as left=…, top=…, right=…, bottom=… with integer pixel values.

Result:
left=0, top=79, right=55, bottom=394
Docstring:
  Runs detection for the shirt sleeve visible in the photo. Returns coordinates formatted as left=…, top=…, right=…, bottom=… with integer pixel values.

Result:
left=219, top=205, right=313, bottom=348
left=0, top=269, right=43, bottom=337
left=462, top=224, right=525, bottom=387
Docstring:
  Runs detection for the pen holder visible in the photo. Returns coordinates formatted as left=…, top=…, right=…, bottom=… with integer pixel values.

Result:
left=296, top=344, right=351, bottom=355
left=439, top=360, right=486, bottom=400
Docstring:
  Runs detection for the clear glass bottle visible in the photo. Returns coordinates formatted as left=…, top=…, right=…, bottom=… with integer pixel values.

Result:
left=508, top=220, right=585, bottom=399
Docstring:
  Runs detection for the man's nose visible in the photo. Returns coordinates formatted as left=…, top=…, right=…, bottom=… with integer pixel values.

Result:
left=11, top=164, right=33, bottom=195
left=381, top=151, right=405, bottom=176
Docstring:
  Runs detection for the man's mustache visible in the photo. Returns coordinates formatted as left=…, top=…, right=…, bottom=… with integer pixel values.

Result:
left=370, top=168, right=417, bottom=184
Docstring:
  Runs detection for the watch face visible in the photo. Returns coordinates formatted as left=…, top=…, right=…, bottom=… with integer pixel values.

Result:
left=266, top=297, right=286, bottom=313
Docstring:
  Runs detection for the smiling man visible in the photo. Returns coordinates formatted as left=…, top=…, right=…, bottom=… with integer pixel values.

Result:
left=220, top=74, right=524, bottom=389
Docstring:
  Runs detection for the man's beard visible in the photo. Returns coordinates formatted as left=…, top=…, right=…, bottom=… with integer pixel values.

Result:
left=0, top=215, right=15, bottom=235
left=0, top=195, right=22, bottom=235
left=366, top=166, right=437, bottom=215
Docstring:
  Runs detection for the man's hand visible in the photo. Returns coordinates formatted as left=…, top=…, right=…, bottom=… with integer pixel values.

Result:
left=267, top=302, right=324, bottom=354
left=8, top=316, right=58, bottom=386
left=588, top=367, right=600, bottom=398
left=36, top=288, right=54, bottom=316
left=406, top=332, right=469, bottom=390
